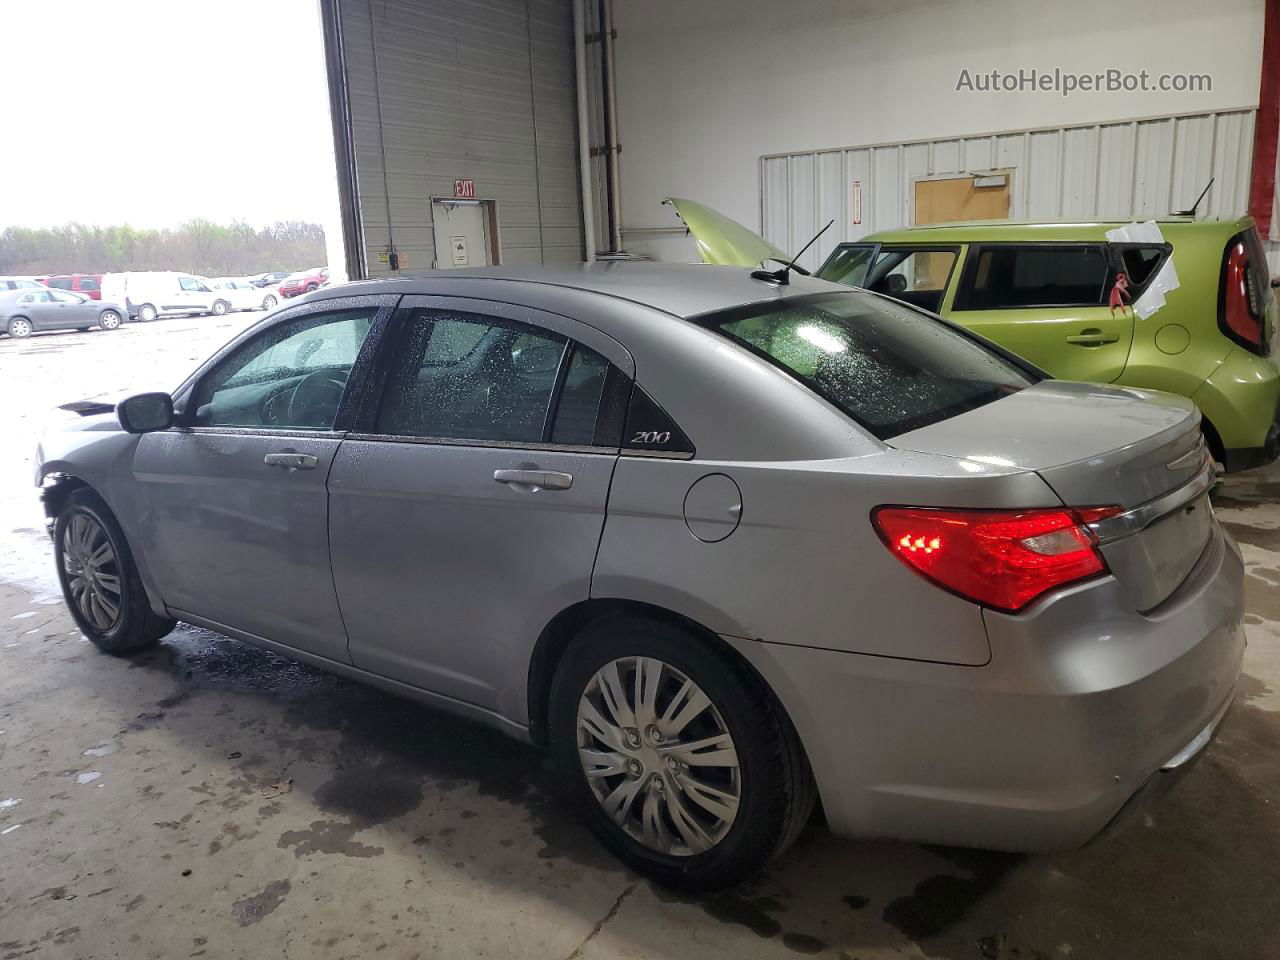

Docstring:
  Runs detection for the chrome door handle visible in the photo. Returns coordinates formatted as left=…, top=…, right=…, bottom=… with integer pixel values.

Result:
left=1065, top=331, right=1119, bottom=346
left=264, top=452, right=318, bottom=470
left=493, top=469, right=573, bottom=491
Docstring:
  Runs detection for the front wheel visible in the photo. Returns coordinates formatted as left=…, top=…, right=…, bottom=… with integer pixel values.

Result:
left=54, top=489, right=175, bottom=654
left=99, top=310, right=122, bottom=331
left=549, top=614, right=815, bottom=891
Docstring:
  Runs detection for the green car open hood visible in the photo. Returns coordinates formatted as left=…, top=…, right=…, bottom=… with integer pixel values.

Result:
left=663, top=197, right=794, bottom=268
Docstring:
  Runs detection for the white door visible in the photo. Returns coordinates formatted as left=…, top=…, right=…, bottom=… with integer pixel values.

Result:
left=431, top=200, right=492, bottom=269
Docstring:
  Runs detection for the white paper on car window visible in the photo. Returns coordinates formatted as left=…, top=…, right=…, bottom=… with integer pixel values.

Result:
left=1105, top=220, right=1180, bottom=320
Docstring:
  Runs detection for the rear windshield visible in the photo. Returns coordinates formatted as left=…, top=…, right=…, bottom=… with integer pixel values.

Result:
left=698, top=292, right=1036, bottom=440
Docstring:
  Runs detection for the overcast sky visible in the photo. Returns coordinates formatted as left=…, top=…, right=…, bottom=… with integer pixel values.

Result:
left=0, top=0, right=337, bottom=229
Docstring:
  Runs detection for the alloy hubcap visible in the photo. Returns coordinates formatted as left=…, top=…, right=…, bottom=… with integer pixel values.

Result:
left=12, top=320, right=30, bottom=336
left=576, top=656, right=741, bottom=857
left=61, top=513, right=121, bottom=632
left=102, top=313, right=119, bottom=328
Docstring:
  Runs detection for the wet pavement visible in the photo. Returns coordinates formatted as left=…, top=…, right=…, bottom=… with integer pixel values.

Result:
left=1, top=319, right=1279, bottom=959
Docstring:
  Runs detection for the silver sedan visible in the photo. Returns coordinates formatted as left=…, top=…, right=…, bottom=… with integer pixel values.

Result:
left=34, top=264, right=1243, bottom=889
left=2, top=287, right=125, bottom=339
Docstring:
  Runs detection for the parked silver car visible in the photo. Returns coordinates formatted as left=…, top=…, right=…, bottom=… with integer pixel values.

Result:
left=2, top=287, right=124, bottom=339
left=34, top=264, right=1243, bottom=889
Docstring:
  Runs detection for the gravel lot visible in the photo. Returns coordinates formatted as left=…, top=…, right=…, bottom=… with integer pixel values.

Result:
left=1, top=313, right=1279, bottom=960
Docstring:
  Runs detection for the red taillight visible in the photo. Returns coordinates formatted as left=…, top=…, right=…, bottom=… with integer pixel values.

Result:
left=872, top=506, right=1118, bottom=613
left=1221, top=240, right=1264, bottom=350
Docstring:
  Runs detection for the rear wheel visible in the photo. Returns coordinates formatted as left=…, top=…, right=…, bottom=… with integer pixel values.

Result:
left=549, top=614, right=815, bottom=891
left=262, top=294, right=278, bottom=310
left=99, top=310, right=121, bottom=331
left=7, top=317, right=32, bottom=338
left=212, top=299, right=229, bottom=316
left=54, top=489, right=175, bottom=654
left=137, top=303, right=157, bottom=322
left=305, top=283, right=318, bottom=293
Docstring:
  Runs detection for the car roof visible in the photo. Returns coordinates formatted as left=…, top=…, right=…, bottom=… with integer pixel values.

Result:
left=856, top=215, right=1253, bottom=245
left=314, top=262, right=848, bottom=318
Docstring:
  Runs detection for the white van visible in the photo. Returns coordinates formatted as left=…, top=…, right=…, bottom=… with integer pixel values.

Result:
left=100, top=272, right=232, bottom=321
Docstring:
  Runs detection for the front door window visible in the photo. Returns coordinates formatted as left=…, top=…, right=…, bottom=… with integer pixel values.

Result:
left=191, top=307, right=376, bottom=430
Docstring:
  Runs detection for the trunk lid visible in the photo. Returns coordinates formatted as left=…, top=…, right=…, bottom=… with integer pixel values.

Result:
left=662, top=197, right=793, bottom=268
left=889, top=380, right=1214, bottom=611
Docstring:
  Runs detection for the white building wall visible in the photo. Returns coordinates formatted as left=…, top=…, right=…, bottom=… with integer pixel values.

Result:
left=611, top=0, right=1267, bottom=262
left=761, top=110, right=1257, bottom=271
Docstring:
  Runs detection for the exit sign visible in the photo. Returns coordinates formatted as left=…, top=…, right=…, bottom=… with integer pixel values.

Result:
left=454, top=178, right=476, bottom=199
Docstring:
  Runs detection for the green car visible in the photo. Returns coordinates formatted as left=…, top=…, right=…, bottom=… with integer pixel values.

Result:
left=666, top=198, right=1280, bottom=471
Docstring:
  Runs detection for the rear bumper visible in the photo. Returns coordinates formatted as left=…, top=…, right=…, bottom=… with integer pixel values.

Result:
left=1222, top=411, right=1280, bottom=472
left=730, top=522, right=1245, bottom=852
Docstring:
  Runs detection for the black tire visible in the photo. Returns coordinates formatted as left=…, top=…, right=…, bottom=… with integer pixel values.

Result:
left=262, top=294, right=278, bottom=310
left=137, top=303, right=158, bottom=323
left=548, top=613, right=815, bottom=891
left=305, top=283, right=317, bottom=293
left=212, top=299, right=229, bottom=316
left=99, top=310, right=122, bottom=331
left=54, top=489, right=175, bottom=655
left=7, top=317, right=32, bottom=339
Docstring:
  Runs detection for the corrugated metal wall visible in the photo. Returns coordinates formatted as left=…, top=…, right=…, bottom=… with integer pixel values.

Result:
left=761, top=109, right=1259, bottom=272
left=339, top=0, right=582, bottom=276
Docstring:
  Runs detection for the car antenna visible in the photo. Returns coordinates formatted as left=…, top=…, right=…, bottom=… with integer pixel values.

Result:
left=751, top=219, right=835, bottom=286
left=1173, top=177, right=1213, bottom=218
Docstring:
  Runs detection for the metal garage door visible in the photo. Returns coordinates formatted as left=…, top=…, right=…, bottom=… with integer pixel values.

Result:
left=336, top=0, right=583, bottom=277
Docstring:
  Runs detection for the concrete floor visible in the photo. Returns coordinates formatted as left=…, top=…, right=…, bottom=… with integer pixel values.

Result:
left=2, top=318, right=1279, bottom=960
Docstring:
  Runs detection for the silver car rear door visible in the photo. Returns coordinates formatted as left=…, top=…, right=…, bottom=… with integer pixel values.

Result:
left=328, top=295, right=634, bottom=722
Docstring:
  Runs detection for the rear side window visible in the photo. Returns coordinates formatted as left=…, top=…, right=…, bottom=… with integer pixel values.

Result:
left=1116, top=246, right=1167, bottom=290
left=376, top=309, right=634, bottom=448
left=550, top=346, right=610, bottom=445
left=378, top=312, right=567, bottom=443
left=47, top=276, right=71, bottom=289
left=78, top=276, right=100, bottom=292
left=699, top=292, right=1035, bottom=440
left=956, top=244, right=1109, bottom=310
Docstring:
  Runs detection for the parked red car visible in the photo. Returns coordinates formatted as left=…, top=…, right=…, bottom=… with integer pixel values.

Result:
left=43, top=274, right=104, bottom=300
left=279, top=266, right=329, bottom=298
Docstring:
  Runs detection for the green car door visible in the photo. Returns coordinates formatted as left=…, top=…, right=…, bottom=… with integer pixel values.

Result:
left=942, top=242, right=1135, bottom=383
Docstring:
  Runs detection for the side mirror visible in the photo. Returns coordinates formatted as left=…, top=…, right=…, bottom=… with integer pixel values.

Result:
left=117, top=392, right=174, bottom=433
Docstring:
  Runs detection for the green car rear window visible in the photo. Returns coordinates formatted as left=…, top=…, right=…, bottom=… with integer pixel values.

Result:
left=698, top=292, right=1036, bottom=440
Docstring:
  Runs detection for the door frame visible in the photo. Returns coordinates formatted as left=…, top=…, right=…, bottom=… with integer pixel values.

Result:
left=429, top=196, right=502, bottom=268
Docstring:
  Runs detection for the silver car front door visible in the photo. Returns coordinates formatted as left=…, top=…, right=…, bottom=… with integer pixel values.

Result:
left=131, top=296, right=394, bottom=661
left=328, top=296, right=633, bottom=721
